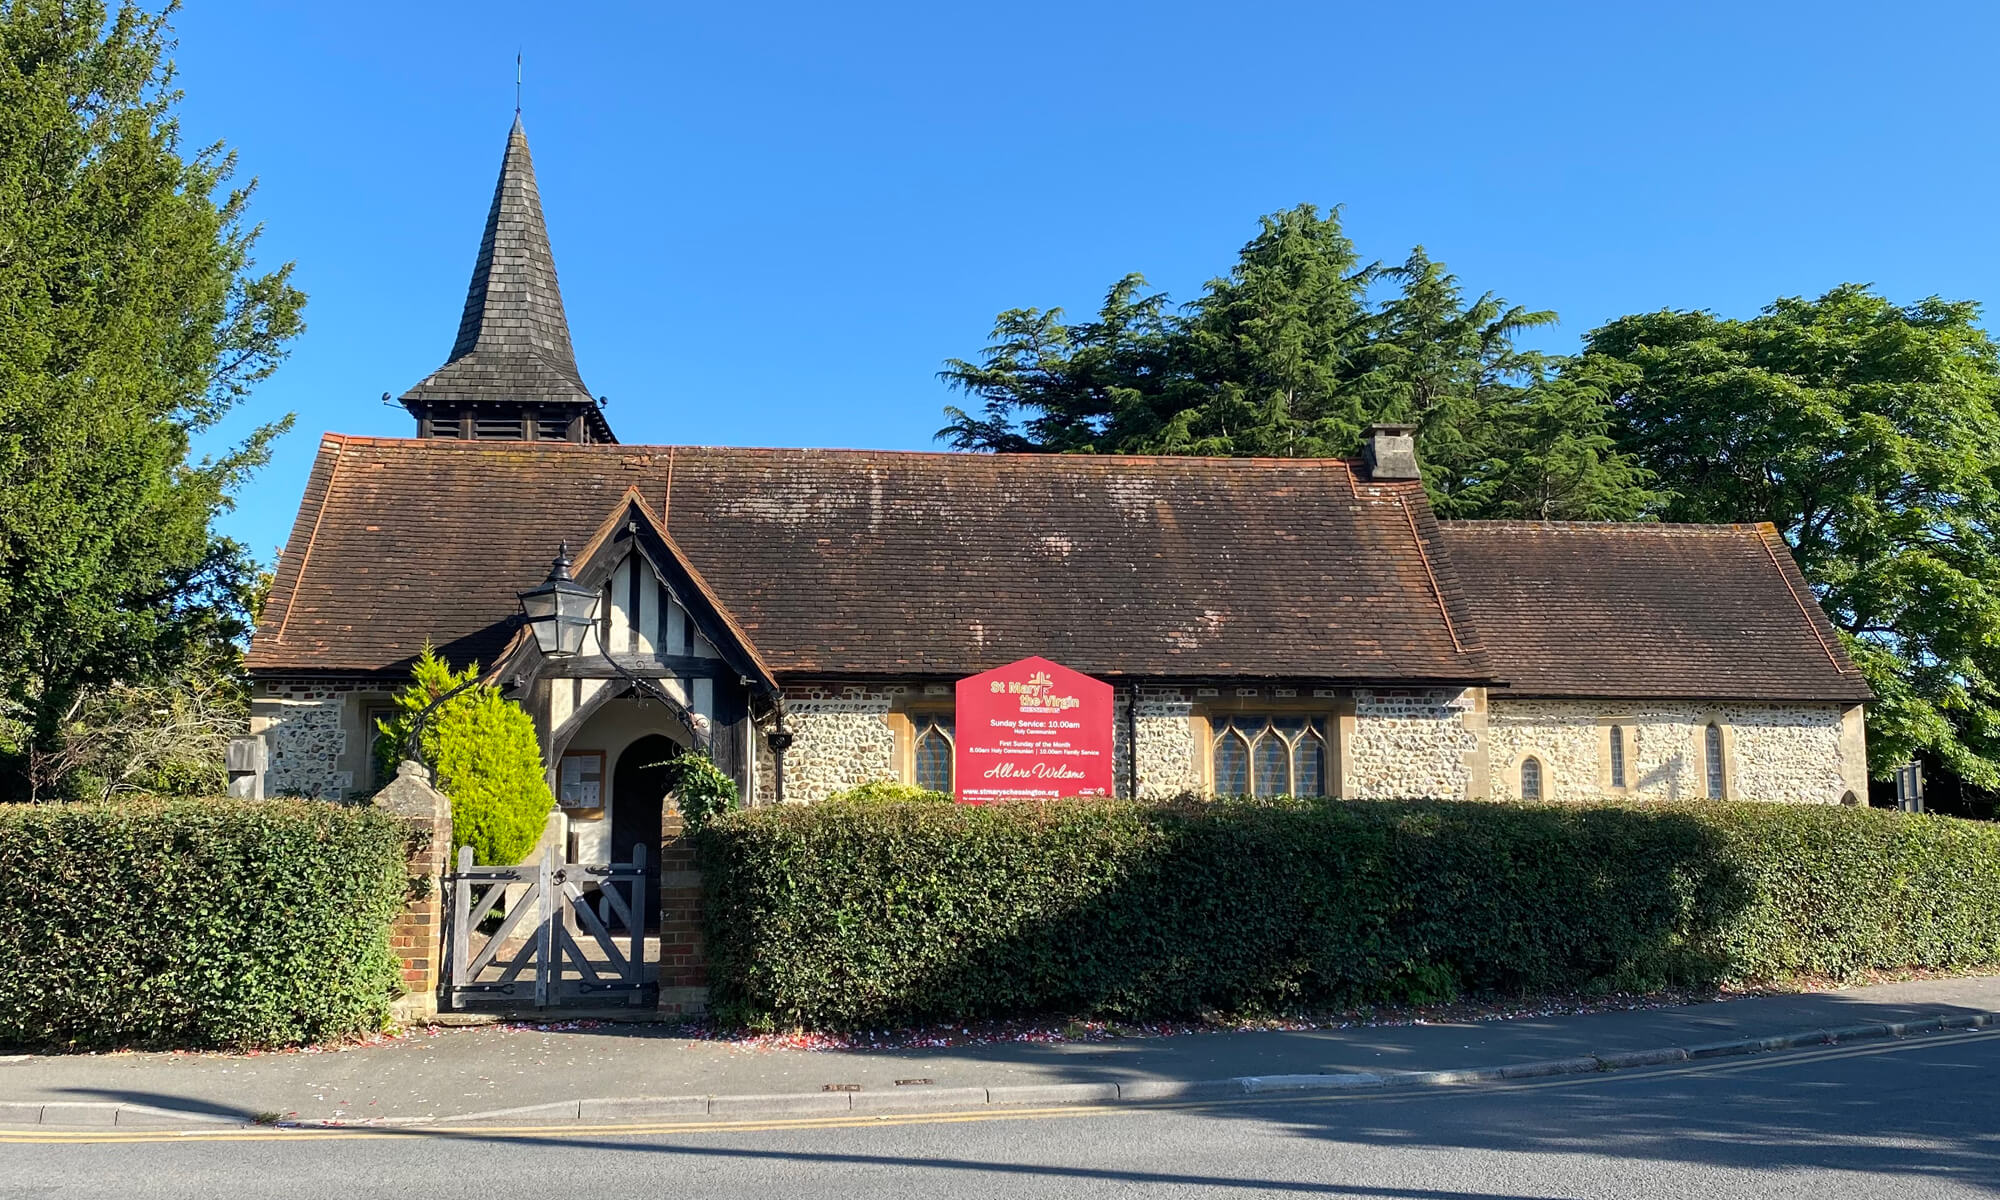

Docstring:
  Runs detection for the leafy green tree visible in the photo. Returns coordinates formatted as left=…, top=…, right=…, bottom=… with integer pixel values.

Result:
left=376, top=648, right=555, bottom=866
left=1587, top=285, right=2000, bottom=787
left=939, top=206, right=1653, bottom=519
left=1364, top=250, right=1654, bottom=520
left=0, top=1, right=304, bottom=798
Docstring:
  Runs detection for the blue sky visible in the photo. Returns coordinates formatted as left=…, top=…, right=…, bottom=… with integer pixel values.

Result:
left=174, top=1, right=1999, bottom=561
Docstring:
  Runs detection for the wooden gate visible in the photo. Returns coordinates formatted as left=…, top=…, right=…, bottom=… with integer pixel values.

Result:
left=444, top=843, right=656, bottom=1009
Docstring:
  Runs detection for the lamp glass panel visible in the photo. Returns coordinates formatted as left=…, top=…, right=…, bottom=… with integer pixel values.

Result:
left=519, top=588, right=558, bottom=621
left=554, top=586, right=598, bottom=656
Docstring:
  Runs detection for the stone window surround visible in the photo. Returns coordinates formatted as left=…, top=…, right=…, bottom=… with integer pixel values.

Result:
left=1694, top=711, right=1737, bottom=801
left=1189, top=694, right=1351, bottom=798
left=1596, top=716, right=1634, bottom=796
left=883, top=698, right=958, bottom=788
left=1505, top=744, right=1561, bottom=800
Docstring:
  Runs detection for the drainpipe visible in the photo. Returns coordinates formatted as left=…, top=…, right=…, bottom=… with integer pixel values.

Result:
left=767, top=704, right=794, bottom=806
left=1126, top=682, right=1140, bottom=800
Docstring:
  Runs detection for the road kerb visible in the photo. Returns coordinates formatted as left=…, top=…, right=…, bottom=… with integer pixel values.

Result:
left=11, top=1004, right=1999, bottom=1133
left=707, top=1091, right=852, bottom=1117
left=1592, top=1047, right=1688, bottom=1070
left=1116, top=1079, right=1245, bottom=1102
left=1237, top=1073, right=1385, bottom=1094
left=576, top=1096, right=709, bottom=1120
left=850, top=1086, right=989, bottom=1113
left=986, top=1082, right=1120, bottom=1106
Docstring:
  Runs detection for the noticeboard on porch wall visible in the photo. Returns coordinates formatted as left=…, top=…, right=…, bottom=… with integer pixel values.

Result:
left=558, top=750, right=605, bottom=817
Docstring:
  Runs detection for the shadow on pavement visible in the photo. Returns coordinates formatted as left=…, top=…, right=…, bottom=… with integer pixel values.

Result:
left=264, top=1023, right=2000, bottom=1196
left=48, top=1088, right=265, bottom=1121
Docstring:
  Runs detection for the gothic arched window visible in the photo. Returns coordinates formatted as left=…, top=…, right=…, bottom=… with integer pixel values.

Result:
left=1211, top=717, right=1330, bottom=797
left=1521, top=756, right=1544, bottom=801
left=914, top=718, right=955, bottom=794
left=1705, top=723, right=1726, bottom=799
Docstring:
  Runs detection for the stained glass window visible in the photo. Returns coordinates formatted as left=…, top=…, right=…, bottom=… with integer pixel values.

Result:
left=1252, top=733, right=1288, bottom=797
left=1705, top=724, right=1725, bottom=799
left=1211, top=717, right=1329, bottom=797
left=1521, top=756, right=1543, bottom=801
left=1293, top=729, right=1326, bottom=798
left=915, top=718, right=954, bottom=794
left=1215, top=730, right=1251, bottom=795
left=1609, top=725, right=1627, bottom=788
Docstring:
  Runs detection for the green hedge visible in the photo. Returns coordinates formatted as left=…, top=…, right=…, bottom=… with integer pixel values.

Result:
left=0, top=799, right=413, bottom=1051
left=701, top=797, right=2000, bottom=1030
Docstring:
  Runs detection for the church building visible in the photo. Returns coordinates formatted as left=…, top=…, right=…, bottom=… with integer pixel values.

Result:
left=245, top=118, right=1875, bottom=857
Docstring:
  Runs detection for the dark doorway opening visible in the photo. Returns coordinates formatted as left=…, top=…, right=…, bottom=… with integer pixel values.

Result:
left=612, top=734, right=677, bottom=931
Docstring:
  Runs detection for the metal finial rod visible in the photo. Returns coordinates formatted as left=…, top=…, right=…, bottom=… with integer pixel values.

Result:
left=516, top=52, right=522, bottom=115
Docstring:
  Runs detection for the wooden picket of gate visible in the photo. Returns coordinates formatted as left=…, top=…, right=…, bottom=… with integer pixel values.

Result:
left=445, top=843, right=656, bottom=1009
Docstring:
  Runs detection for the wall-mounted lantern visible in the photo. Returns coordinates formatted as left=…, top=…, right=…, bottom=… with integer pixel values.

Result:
left=516, top=542, right=598, bottom=659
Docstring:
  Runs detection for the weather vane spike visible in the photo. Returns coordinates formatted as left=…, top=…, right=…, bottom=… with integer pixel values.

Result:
left=515, top=51, right=522, bottom=115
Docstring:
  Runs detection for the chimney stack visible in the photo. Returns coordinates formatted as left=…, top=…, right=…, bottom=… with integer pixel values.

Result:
left=1362, top=424, right=1420, bottom=480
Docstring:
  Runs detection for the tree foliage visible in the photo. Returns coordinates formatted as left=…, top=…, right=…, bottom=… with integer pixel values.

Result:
left=1586, top=286, right=2000, bottom=787
left=0, top=1, right=303, bottom=797
left=24, top=641, right=244, bottom=800
left=939, top=205, right=1655, bottom=520
left=375, top=648, right=554, bottom=866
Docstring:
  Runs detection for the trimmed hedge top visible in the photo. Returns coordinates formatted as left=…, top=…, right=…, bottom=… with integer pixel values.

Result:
left=701, top=796, right=2000, bottom=1030
left=0, top=798, right=414, bottom=1051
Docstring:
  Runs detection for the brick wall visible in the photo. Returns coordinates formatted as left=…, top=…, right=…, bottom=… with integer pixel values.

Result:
left=372, top=761, right=451, bottom=1021
left=657, top=803, right=708, bottom=1015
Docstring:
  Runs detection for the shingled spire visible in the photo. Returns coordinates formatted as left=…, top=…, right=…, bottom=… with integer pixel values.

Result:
left=401, top=117, right=616, bottom=443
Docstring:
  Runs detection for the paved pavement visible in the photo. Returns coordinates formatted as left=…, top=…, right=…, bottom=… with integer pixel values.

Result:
left=3, top=1019, right=1995, bottom=1198
left=1, top=975, right=1996, bottom=1127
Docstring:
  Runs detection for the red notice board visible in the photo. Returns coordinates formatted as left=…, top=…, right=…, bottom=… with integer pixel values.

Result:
left=954, top=656, right=1114, bottom=802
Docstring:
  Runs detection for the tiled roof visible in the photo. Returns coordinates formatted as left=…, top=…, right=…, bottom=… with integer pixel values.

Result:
left=248, top=437, right=1493, bottom=683
left=1438, top=521, right=1872, bottom=703
left=398, top=118, right=613, bottom=440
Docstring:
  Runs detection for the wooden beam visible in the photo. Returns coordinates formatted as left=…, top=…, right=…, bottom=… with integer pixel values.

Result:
left=544, top=653, right=732, bottom=680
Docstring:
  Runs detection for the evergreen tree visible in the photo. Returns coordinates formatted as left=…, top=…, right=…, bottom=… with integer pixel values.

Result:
left=375, top=648, right=555, bottom=866
left=1156, top=205, right=1379, bottom=457
left=0, top=1, right=302, bottom=797
left=938, top=206, right=1655, bottom=520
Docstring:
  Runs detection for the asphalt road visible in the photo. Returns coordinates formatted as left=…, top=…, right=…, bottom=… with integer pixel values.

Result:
left=7, top=1028, right=1996, bottom=1199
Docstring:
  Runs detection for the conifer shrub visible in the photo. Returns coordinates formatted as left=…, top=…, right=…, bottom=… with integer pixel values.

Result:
left=700, top=797, right=2000, bottom=1030
left=0, top=798, right=411, bottom=1051
left=376, top=647, right=554, bottom=865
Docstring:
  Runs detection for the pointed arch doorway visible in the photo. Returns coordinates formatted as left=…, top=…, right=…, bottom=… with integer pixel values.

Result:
left=612, top=734, right=677, bottom=931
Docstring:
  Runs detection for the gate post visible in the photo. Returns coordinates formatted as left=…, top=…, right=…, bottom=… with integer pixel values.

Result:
left=657, top=799, right=708, bottom=1016
left=373, top=759, right=453, bottom=1022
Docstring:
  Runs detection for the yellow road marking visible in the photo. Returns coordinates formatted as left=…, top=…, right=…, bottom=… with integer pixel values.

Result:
left=1, top=1026, right=1987, bottom=1146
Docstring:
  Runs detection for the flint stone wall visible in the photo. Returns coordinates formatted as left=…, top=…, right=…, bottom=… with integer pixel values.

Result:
left=764, top=685, right=898, bottom=803
left=251, top=679, right=370, bottom=800
left=1112, top=688, right=1202, bottom=798
left=1486, top=699, right=1857, bottom=804
left=1346, top=688, right=1481, bottom=800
